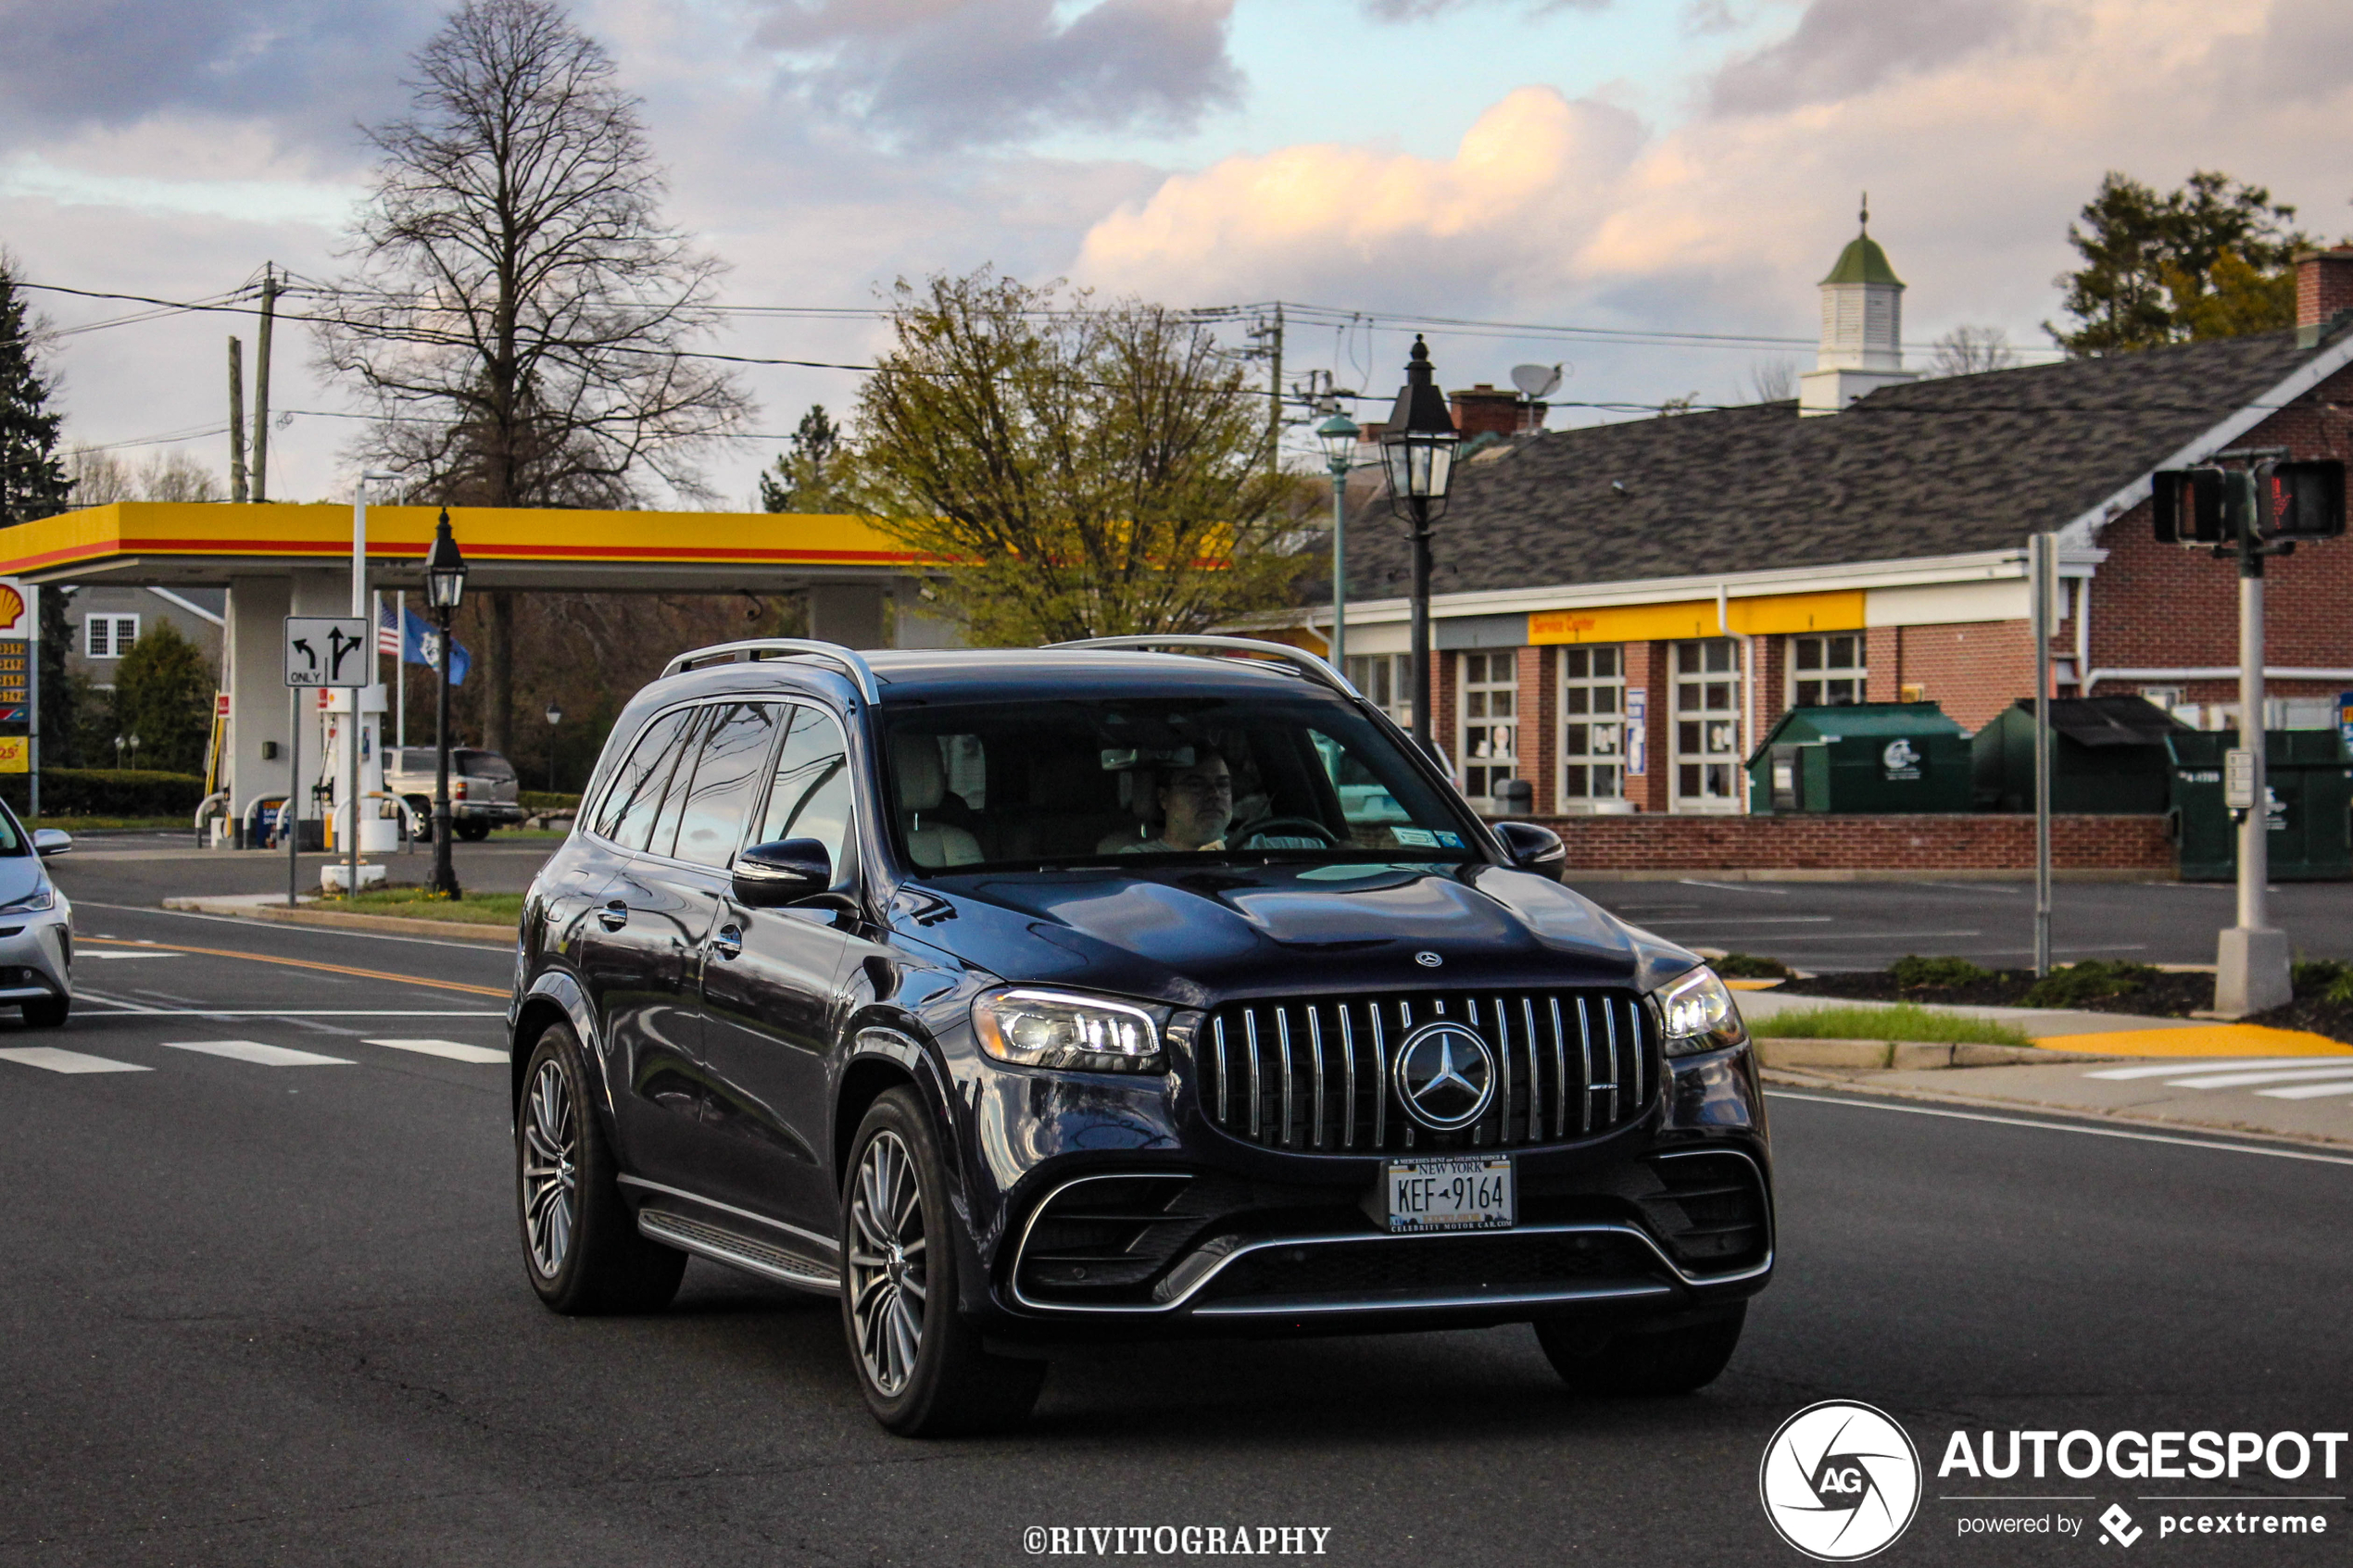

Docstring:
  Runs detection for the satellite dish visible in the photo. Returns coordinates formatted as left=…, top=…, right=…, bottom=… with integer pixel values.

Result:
left=1511, top=362, right=1564, bottom=400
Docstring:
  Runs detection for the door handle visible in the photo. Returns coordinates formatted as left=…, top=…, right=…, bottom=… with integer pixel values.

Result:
left=598, top=899, right=630, bottom=932
left=711, top=923, right=744, bottom=960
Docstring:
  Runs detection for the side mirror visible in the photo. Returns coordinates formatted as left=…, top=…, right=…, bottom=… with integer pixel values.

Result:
left=731, top=837, right=833, bottom=908
left=32, top=828, right=72, bottom=859
left=1491, top=821, right=1565, bottom=882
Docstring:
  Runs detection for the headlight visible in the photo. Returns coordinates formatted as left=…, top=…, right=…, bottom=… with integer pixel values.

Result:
left=972, top=987, right=1168, bottom=1073
left=0, top=884, right=56, bottom=916
left=1653, top=966, right=1746, bottom=1058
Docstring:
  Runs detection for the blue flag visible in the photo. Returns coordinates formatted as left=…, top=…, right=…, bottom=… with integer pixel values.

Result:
left=383, top=601, right=470, bottom=686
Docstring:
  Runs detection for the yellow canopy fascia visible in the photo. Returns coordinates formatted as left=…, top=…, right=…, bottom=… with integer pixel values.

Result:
left=1528, top=589, right=1866, bottom=645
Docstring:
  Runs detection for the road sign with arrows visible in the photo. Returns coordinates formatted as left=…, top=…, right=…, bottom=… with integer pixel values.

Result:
left=283, top=616, right=372, bottom=688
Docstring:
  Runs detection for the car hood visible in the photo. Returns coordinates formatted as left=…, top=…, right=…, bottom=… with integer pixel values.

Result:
left=889, top=860, right=1699, bottom=1008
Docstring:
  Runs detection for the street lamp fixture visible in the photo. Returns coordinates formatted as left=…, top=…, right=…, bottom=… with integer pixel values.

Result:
left=544, top=703, right=562, bottom=793
left=1379, top=334, right=1459, bottom=752
left=1315, top=411, right=1360, bottom=676
left=425, top=508, right=468, bottom=899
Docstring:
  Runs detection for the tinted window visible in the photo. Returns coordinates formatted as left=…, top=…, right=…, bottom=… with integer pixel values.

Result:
left=593, top=708, right=697, bottom=851
left=755, top=707, right=854, bottom=878
left=644, top=708, right=712, bottom=858
left=458, top=750, right=517, bottom=779
left=672, top=703, right=782, bottom=867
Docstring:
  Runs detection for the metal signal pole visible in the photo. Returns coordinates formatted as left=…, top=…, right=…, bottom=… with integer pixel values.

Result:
left=2030, top=533, right=2054, bottom=977
left=2216, top=468, right=2288, bottom=1014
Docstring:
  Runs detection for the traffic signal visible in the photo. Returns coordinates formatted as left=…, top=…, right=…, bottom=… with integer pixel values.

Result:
left=2152, top=466, right=2226, bottom=545
left=2254, top=458, right=2346, bottom=540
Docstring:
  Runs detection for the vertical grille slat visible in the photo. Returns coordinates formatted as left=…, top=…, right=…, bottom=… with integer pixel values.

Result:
left=1198, top=987, right=1654, bottom=1154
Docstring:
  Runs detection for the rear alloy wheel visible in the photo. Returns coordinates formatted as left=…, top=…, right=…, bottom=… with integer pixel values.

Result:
left=517, top=1022, right=686, bottom=1314
left=842, top=1087, right=1043, bottom=1436
left=1536, top=1303, right=1747, bottom=1396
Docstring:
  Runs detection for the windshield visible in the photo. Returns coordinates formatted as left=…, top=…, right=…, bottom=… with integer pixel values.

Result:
left=878, top=694, right=1482, bottom=872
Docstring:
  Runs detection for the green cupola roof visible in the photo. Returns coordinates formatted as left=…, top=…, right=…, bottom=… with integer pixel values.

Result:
left=1820, top=194, right=1903, bottom=286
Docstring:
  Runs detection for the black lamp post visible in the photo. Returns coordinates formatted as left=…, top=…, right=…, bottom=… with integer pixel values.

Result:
left=423, top=508, right=469, bottom=898
left=1379, top=334, right=1460, bottom=754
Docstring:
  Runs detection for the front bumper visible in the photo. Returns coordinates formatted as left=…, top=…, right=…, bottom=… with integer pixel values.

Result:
left=950, top=1037, right=1772, bottom=1336
left=0, top=904, right=73, bottom=1005
left=454, top=801, right=525, bottom=822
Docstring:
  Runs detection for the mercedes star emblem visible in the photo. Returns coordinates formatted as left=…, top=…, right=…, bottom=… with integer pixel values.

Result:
left=1414, top=950, right=1443, bottom=968
left=1392, top=1021, right=1495, bottom=1131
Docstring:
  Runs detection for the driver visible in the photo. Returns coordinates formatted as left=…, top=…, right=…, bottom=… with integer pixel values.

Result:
left=1122, top=750, right=1232, bottom=853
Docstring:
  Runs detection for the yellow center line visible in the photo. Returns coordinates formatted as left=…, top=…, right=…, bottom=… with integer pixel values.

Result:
left=79, top=937, right=510, bottom=998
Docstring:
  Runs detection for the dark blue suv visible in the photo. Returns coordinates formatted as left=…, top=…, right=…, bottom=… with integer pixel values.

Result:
left=510, top=636, right=1771, bottom=1435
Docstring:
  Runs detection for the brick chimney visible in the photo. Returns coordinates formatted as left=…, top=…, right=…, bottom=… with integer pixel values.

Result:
left=1448, top=384, right=1520, bottom=440
left=2296, top=247, right=2353, bottom=347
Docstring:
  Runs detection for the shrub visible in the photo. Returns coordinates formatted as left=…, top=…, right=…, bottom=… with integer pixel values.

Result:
left=108, top=621, right=215, bottom=775
left=1713, top=952, right=1794, bottom=980
left=2023, top=960, right=2159, bottom=1008
left=2292, top=959, right=2353, bottom=1004
left=520, top=790, right=581, bottom=812
left=0, top=768, right=208, bottom=818
left=1889, top=954, right=1991, bottom=989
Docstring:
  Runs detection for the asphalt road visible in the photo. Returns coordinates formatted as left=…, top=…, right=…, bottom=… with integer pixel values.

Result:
left=4, top=899, right=2348, bottom=1564
left=1570, top=876, right=2353, bottom=972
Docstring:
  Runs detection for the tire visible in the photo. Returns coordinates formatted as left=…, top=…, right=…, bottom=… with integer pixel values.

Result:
left=841, top=1087, right=1044, bottom=1436
left=1535, top=1303, right=1747, bottom=1396
left=406, top=799, right=434, bottom=842
left=458, top=820, right=493, bottom=842
left=517, top=1022, right=686, bottom=1314
left=19, top=994, right=68, bottom=1028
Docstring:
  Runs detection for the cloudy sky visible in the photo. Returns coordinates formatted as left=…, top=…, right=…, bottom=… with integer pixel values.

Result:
left=5, top=0, right=2348, bottom=507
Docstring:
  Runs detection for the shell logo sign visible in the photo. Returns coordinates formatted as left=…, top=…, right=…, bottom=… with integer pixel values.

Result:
left=0, top=583, right=24, bottom=635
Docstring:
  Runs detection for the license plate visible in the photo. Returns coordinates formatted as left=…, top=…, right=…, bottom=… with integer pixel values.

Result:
left=1385, top=1156, right=1514, bottom=1233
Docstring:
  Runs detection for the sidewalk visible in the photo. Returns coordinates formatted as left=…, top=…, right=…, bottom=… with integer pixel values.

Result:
left=160, top=892, right=515, bottom=946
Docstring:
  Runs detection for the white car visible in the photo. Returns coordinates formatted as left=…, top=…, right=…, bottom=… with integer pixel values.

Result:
left=0, top=805, right=71, bottom=1026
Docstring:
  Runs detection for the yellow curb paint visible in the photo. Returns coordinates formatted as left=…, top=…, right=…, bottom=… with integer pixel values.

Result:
left=2030, top=1025, right=2353, bottom=1059
left=1725, top=979, right=1786, bottom=991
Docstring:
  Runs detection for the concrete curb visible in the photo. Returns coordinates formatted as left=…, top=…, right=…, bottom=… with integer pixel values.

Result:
left=1754, top=1037, right=2109, bottom=1071
left=161, top=897, right=516, bottom=946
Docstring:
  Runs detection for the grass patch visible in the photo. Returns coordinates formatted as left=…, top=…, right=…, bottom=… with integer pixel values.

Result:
left=320, top=888, right=525, bottom=925
left=1747, top=1003, right=2032, bottom=1047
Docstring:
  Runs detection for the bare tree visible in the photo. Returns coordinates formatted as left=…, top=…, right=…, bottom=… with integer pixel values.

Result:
left=1930, top=325, right=2020, bottom=377
left=314, top=0, right=750, bottom=747
left=1743, top=358, right=1796, bottom=403
left=69, top=447, right=223, bottom=506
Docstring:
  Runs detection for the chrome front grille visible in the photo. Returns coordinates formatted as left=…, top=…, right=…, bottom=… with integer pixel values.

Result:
left=1196, top=990, right=1654, bottom=1154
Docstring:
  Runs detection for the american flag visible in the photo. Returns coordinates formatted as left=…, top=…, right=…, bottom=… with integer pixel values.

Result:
left=378, top=596, right=402, bottom=656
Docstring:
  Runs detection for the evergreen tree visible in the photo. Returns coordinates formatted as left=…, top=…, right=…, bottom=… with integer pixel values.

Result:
left=759, top=405, right=843, bottom=512
left=2047, top=171, right=2308, bottom=355
left=0, top=257, right=77, bottom=767
left=108, top=621, right=213, bottom=776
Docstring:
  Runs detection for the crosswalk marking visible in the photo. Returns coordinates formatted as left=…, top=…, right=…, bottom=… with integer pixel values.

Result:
left=363, top=1037, right=507, bottom=1064
left=0, top=1047, right=152, bottom=1074
left=2258, top=1081, right=2353, bottom=1101
left=77, top=950, right=181, bottom=960
left=2163, top=1064, right=2353, bottom=1090
left=161, top=1040, right=356, bottom=1067
left=2085, top=1059, right=2337, bottom=1081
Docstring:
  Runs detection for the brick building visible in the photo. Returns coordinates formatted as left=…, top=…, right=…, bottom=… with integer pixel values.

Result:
left=1301, top=228, right=2353, bottom=817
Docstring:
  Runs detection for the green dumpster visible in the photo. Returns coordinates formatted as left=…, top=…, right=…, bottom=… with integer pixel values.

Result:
left=1972, top=696, right=2184, bottom=814
left=1745, top=703, right=1972, bottom=814
left=2165, top=730, right=2353, bottom=881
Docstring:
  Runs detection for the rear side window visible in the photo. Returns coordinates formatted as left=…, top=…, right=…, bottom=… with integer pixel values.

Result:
left=593, top=708, right=698, bottom=851
left=670, top=703, right=783, bottom=867
left=755, top=706, right=854, bottom=876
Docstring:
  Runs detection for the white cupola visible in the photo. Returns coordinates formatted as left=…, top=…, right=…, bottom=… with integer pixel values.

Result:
left=1798, top=196, right=1919, bottom=416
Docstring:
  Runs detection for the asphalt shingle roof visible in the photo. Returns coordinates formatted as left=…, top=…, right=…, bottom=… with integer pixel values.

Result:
left=1332, top=328, right=2326, bottom=604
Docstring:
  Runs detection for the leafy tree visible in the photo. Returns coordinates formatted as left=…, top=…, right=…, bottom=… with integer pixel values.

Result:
left=851, top=269, right=1307, bottom=646
left=2047, top=170, right=2308, bottom=355
left=0, top=254, right=79, bottom=763
left=759, top=405, right=844, bottom=512
left=105, top=620, right=214, bottom=776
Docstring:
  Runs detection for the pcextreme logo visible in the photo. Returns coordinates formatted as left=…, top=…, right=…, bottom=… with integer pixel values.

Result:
left=1760, top=1400, right=1923, bottom=1561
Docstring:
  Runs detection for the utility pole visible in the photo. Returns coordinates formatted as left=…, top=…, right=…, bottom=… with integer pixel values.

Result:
left=251, top=264, right=276, bottom=503
left=1267, top=301, right=1283, bottom=474
left=227, top=337, right=248, bottom=503
left=2216, top=465, right=2287, bottom=1015
left=2029, top=533, right=2054, bottom=976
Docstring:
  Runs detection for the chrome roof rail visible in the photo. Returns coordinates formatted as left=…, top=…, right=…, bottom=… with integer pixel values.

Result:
left=1049, top=634, right=1360, bottom=700
left=660, top=638, right=881, bottom=703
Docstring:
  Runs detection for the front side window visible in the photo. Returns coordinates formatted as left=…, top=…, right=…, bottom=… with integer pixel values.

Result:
left=878, top=693, right=1478, bottom=873
left=1791, top=633, right=1865, bottom=708
left=1457, top=650, right=1518, bottom=807
left=1672, top=639, right=1743, bottom=810
left=1558, top=645, right=1624, bottom=802
left=756, top=706, right=855, bottom=876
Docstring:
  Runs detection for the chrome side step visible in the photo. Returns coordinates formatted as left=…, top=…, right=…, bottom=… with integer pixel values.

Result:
left=637, top=1208, right=840, bottom=1293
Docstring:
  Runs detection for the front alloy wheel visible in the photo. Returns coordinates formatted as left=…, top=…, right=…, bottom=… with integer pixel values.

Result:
left=848, top=1130, right=925, bottom=1396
